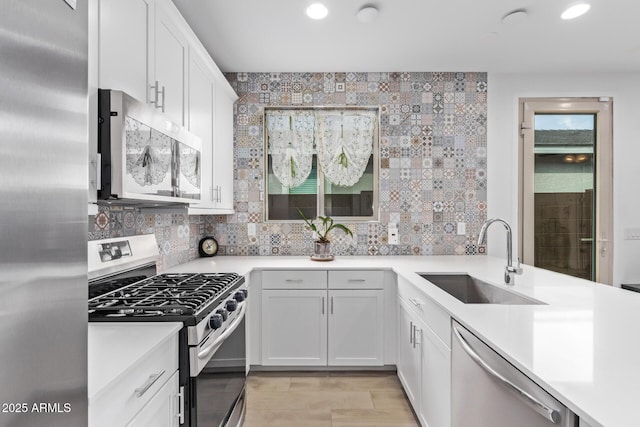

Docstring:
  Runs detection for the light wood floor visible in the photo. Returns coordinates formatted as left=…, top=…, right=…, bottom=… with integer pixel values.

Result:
left=243, top=371, right=419, bottom=427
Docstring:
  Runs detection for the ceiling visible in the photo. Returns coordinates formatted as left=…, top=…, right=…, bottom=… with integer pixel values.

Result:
left=172, top=0, right=640, bottom=73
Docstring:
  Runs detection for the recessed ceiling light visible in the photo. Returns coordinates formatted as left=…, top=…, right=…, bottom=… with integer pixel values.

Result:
left=356, top=6, right=379, bottom=23
left=306, top=3, right=329, bottom=20
left=561, top=3, right=591, bottom=20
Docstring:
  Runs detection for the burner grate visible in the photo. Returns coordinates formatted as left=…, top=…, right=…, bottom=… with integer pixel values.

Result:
left=88, top=273, right=242, bottom=318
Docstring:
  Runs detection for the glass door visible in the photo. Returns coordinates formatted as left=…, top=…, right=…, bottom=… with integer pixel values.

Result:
left=520, top=98, right=613, bottom=284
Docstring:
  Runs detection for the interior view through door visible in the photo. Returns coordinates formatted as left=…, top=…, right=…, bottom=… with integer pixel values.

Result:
left=519, top=98, right=613, bottom=284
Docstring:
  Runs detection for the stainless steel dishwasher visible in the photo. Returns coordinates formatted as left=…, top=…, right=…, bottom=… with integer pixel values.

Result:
left=452, top=321, right=577, bottom=427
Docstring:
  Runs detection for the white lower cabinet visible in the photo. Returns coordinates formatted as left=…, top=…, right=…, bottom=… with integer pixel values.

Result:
left=419, top=318, right=451, bottom=427
left=328, top=289, right=384, bottom=366
left=89, top=324, right=181, bottom=427
left=397, top=299, right=422, bottom=407
left=126, top=371, right=180, bottom=427
left=261, top=289, right=328, bottom=366
left=397, top=277, right=451, bottom=427
left=260, top=270, right=385, bottom=367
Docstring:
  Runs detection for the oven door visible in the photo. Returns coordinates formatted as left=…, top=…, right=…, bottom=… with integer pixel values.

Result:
left=190, top=305, right=246, bottom=426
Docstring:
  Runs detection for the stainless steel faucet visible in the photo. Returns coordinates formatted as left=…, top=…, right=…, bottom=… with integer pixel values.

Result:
left=477, top=218, right=523, bottom=285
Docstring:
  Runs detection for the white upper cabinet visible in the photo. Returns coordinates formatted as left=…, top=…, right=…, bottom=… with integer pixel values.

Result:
left=212, top=85, right=237, bottom=212
left=186, top=51, right=216, bottom=210
left=152, top=2, right=188, bottom=125
left=98, top=0, right=153, bottom=104
left=94, top=0, right=237, bottom=213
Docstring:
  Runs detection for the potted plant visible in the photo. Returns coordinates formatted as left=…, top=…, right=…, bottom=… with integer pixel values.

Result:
left=297, top=208, right=353, bottom=260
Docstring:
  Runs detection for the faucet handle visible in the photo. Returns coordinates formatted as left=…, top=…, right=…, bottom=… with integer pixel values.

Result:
left=514, top=257, right=523, bottom=274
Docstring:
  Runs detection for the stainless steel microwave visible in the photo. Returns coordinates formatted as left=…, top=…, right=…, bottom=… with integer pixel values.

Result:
left=97, top=89, right=201, bottom=204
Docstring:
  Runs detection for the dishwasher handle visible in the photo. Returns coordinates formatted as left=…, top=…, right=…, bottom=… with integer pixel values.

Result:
left=453, top=325, right=561, bottom=424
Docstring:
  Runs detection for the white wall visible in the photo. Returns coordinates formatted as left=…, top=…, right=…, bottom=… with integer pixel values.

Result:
left=487, top=72, right=640, bottom=287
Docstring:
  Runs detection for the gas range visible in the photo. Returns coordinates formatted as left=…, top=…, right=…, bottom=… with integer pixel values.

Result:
left=89, top=272, right=245, bottom=325
left=88, top=235, right=248, bottom=426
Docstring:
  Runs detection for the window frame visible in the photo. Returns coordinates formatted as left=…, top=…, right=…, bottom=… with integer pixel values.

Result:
left=263, top=106, right=380, bottom=223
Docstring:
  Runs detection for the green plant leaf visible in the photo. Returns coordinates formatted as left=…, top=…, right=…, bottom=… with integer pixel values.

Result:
left=297, top=210, right=352, bottom=242
left=331, top=223, right=353, bottom=238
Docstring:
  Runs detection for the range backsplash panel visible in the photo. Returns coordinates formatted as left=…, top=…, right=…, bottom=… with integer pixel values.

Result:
left=88, top=206, right=216, bottom=271
left=214, top=71, right=488, bottom=257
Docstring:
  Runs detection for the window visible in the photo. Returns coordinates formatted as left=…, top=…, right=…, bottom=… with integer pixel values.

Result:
left=265, top=107, right=378, bottom=221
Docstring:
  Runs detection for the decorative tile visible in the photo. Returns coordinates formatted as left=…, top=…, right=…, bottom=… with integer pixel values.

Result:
left=90, top=71, right=487, bottom=264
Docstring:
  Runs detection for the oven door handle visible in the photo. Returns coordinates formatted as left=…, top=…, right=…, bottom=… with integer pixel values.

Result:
left=197, top=302, right=246, bottom=361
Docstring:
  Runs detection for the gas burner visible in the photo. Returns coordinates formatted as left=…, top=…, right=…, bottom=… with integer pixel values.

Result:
left=88, top=272, right=243, bottom=321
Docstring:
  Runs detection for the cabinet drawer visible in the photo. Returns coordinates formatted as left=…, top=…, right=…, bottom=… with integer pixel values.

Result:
left=126, top=370, right=179, bottom=427
left=262, top=270, right=327, bottom=289
left=398, top=276, right=451, bottom=348
left=89, top=334, right=178, bottom=427
left=328, top=270, right=384, bottom=289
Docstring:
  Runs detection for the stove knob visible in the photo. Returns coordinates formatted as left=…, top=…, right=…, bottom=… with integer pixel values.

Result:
left=216, top=308, right=228, bottom=320
left=225, top=299, right=238, bottom=312
left=209, top=313, right=223, bottom=330
left=234, top=291, right=245, bottom=302
left=241, top=289, right=248, bottom=298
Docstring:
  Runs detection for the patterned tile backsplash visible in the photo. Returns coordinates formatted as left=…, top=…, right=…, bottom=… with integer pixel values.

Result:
left=88, top=206, right=216, bottom=271
left=89, top=71, right=488, bottom=264
left=216, top=71, right=488, bottom=257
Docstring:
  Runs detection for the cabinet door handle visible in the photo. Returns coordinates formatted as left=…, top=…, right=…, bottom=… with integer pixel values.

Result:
left=159, top=85, right=166, bottom=113
left=176, top=386, right=185, bottom=424
left=322, top=297, right=325, bottom=315
left=134, top=370, right=165, bottom=397
left=409, top=321, right=413, bottom=344
left=285, top=279, right=303, bottom=283
left=150, top=80, right=159, bottom=106
left=330, top=296, right=334, bottom=315
left=412, top=325, right=420, bottom=349
left=347, top=279, right=366, bottom=283
left=410, top=297, right=424, bottom=307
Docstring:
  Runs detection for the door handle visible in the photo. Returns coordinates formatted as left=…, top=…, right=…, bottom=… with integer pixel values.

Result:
left=134, top=370, right=165, bottom=397
left=453, top=325, right=561, bottom=424
left=409, top=321, right=413, bottom=344
left=176, top=386, right=185, bottom=424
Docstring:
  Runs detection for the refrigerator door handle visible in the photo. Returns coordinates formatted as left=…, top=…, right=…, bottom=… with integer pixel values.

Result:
left=453, top=326, right=561, bottom=424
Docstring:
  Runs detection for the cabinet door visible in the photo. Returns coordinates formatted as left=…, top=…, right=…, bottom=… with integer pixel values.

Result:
left=153, top=2, right=188, bottom=125
left=419, top=320, right=451, bottom=427
left=213, top=84, right=237, bottom=211
left=328, top=289, right=384, bottom=366
left=397, top=299, right=421, bottom=409
left=98, top=0, right=153, bottom=104
left=126, top=370, right=179, bottom=427
left=187, top=50, right=215, bottom=209
left=261, top=290, right=327, bottom=366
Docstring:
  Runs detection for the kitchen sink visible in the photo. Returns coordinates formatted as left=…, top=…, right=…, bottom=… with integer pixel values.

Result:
left=417, top=273, right=544, bottom=305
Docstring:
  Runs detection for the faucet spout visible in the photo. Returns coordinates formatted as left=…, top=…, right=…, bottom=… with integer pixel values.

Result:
left=477, top=218, right=522, bottom=285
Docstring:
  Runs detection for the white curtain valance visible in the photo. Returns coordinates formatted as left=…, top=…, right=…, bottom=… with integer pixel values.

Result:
left=266, top=109, right=376, bottom=188
left=315, top=111, right=375, bottom=187
left=266, top=111, right=315, bottom=189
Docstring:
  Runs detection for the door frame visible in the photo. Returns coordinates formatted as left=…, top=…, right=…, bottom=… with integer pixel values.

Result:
left=518, top=97, right=613, bottom=284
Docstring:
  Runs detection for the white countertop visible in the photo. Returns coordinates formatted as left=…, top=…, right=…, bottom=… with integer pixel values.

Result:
left=87, top=322, right=182, bottom=403
left=168, top=255, right=640, bottom=427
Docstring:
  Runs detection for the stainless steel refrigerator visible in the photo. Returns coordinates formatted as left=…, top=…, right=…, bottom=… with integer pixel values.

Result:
left=0, top=1, right=88, bottom=426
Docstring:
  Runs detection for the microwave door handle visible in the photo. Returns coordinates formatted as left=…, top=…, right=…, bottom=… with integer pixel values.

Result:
left=197, top=302, right=246, bottom=362
left=453, top=326, right=561, bottom=424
